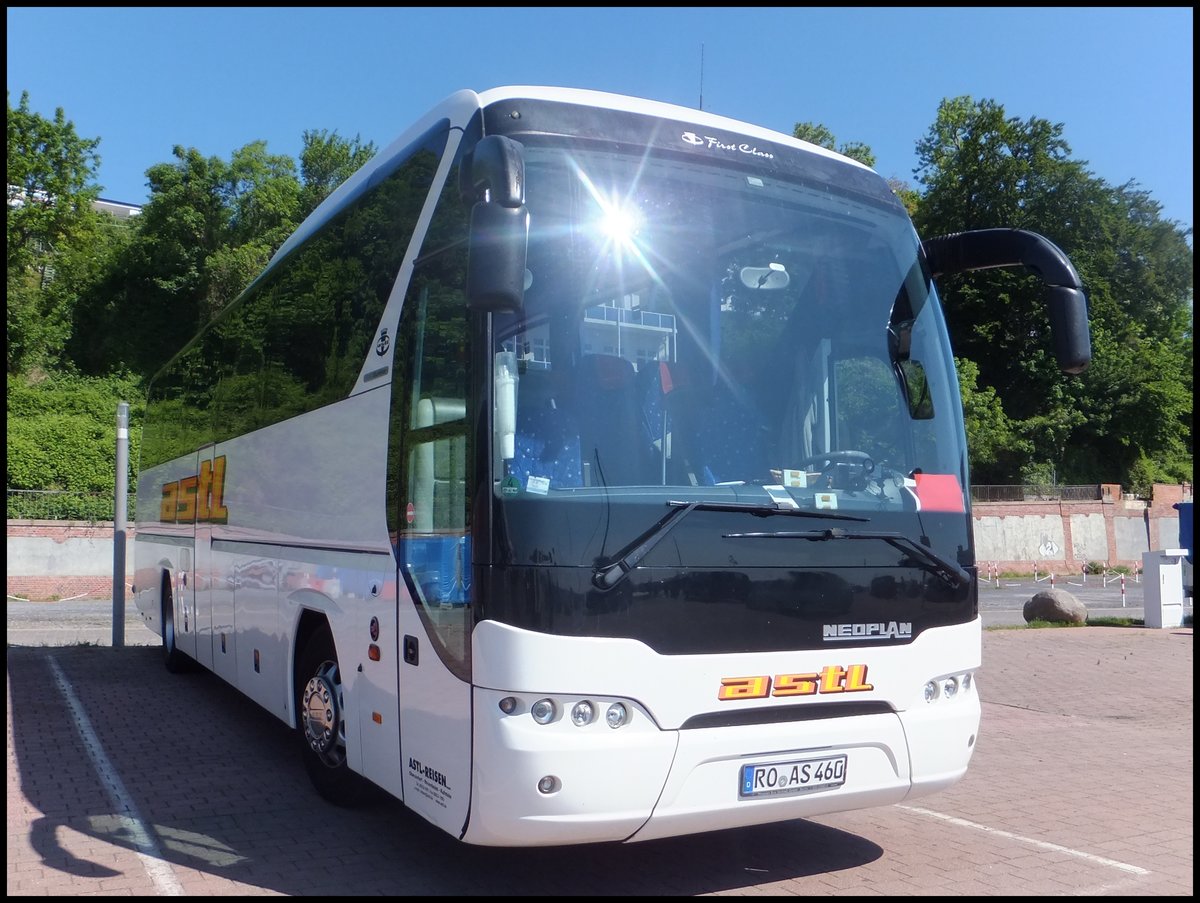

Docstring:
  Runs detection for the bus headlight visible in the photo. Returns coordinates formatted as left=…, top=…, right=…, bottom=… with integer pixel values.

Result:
left=605, top=702, right=629, bottom=729
left=531, top=698, right=556, bottom=724
left=924, top=670, right=974, bottom=703
left=570, top=701, right=595, bottom=726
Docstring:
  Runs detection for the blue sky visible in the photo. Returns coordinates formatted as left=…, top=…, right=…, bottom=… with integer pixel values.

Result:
left=7, top=7, right=1194, bottom=234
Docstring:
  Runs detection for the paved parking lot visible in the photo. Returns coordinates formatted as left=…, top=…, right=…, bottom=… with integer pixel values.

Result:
left=6, top=602, right=1193, bottom=896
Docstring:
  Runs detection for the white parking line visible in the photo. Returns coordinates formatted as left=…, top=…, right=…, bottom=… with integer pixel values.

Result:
left=899, top=805, right=1150, bottom=876
left=48, top=656, right=185, bottom=895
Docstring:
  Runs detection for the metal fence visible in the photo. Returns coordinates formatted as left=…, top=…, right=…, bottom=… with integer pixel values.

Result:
left=6, top=489, right=135, bottom=522
left=970, top=484, right=1104, bottom=502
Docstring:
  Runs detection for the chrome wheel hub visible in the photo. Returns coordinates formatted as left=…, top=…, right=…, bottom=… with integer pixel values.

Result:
left=302, top=661, right=341, bottom=758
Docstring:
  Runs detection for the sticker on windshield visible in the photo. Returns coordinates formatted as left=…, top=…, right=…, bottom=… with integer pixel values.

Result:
left=526, top=475, right=550, bottom=495
left=781, top=469, right=813, bottom=488
left=764, top=485, right=799, bottom=508
left=814, top=492, right=838, bottom=509
left=913, top=473, right=964, bottom=512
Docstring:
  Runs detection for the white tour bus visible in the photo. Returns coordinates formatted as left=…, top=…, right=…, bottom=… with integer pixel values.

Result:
left=133, top=86, right=1091, bottom=847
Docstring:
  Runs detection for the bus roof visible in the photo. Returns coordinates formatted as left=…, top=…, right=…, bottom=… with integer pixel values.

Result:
left=474, top=85, right=874, bottom=172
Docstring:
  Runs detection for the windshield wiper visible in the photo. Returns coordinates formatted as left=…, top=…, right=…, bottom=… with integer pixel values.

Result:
left=722, top=527, right=971, bottom=591
left=666, top=500, right=869, bottom=521
left=592, top=501, right=867, bottom=591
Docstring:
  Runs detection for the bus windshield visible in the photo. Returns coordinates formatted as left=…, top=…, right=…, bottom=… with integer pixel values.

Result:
left=492, top=141, right=968, bottom=517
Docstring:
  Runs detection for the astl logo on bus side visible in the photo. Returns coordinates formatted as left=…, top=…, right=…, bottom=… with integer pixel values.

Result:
left=160, top=454, right=230, bottom=524
left=718, top=664, right=873, bottom=700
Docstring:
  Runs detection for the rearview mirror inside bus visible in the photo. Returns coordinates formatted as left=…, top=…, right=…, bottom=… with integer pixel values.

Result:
left=739, top=262, right=790, bottom=290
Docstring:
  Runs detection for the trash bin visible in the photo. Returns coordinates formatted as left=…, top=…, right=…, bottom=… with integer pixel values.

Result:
left=1142, top=549, right=1187, bottom=628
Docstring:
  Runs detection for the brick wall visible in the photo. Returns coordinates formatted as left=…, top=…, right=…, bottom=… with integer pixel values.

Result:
left=6, top=521, right=135, bottom=601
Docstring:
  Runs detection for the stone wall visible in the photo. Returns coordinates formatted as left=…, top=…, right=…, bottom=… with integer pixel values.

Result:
left=972, top=483, right=1187, bottom=575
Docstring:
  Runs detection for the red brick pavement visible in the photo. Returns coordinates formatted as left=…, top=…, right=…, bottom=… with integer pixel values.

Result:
left=7, top=626, right=1193, bottom=896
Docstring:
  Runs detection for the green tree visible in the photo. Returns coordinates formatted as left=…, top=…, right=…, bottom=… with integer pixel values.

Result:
left=955, top=357, right=1031, bottom=482
left=69, top=130, right=376, bottom=381
left=7, top=90, right=103, bottom=373
left=887, top=177, right=921, bottom=218
left=794, top=121, right=919, bottom=214
left=67, top=145, right=231, bottom=377
left=298, top=129, right=376, bottom=219
left=912, top=96, right=1192, bottom=488
left=792, top=121, right=876, bottom=168
left=209, top=141, right=301, bottom=318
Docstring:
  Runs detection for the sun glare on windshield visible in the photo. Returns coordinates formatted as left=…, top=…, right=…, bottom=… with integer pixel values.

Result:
left=598, top=202, right=640, bottom=248
left=568, top=158, right=662, bottom=286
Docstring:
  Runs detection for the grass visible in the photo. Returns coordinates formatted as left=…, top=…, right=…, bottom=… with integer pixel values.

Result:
left=989, top=613, right=1192, bottom=630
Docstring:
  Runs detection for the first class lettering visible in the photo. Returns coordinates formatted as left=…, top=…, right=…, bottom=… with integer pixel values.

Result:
left=161, top=455, right=230, bottom=524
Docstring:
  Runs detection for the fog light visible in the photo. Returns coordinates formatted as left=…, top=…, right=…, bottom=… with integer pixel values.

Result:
left=498, top=696, right=517, bottom=714
left=606, top=702, right=629, bottom=728
left=571, top=701, right=594, bottom=726
left=924, top=681, right=940, bottom=703
left=537, top=775, right=560, bottom=794
left=531, top=698, right=556, bottom=724
left=942, top=677, right=959, bottom=698
left=962, top=673, right=973, bottom=691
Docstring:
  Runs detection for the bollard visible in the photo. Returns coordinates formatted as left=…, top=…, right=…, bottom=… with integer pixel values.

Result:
left=113, top=401, right=129, bottom=648
left=1121, top=573, right=1126, bottom=607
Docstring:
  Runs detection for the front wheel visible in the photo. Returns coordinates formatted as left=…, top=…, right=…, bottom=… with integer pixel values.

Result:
left=296, top=623, right=373, bottom=806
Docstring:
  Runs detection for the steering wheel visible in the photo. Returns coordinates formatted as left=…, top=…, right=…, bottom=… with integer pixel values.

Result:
left=793, top=450, right=875, bottom=475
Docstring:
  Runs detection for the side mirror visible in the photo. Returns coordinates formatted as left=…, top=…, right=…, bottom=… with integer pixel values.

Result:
left=463, top=135, right=529, bottom=313
left=922, top=228, right=1092, bottom=374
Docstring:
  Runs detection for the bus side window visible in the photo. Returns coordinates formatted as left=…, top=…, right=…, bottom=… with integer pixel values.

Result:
left=388, top=132, right=476, bottom=682
left=398, top=275, right=470, bottom=601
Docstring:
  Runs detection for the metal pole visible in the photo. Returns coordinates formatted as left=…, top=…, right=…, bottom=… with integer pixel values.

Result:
left=113, top=402, right=129, bottom=647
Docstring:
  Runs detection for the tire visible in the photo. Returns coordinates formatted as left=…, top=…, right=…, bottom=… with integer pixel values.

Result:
left=296, top=623, right=373, bottom=806
left=161, top=575, right=193, bottom=674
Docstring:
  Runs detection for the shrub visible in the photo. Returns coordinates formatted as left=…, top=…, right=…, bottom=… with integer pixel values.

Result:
left=6, top=371, right=144, bottom=495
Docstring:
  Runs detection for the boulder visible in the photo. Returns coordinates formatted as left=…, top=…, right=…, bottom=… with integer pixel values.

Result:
left=1023, top=588, right=1088, bottom=624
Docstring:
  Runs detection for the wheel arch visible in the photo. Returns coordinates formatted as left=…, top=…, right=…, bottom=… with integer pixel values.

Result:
left=290, top=607, right=333, bottom=728
left=158, top=567, right=172, bottom=639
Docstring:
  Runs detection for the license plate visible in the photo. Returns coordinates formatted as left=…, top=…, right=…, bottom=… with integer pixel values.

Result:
left=739, top=754, right=847, bottom=799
